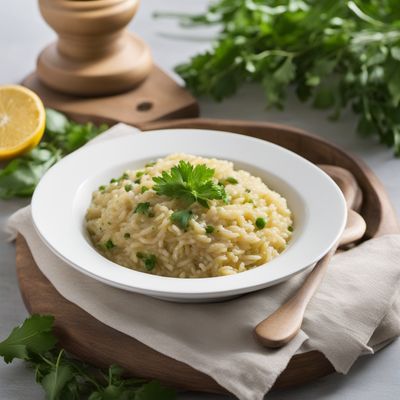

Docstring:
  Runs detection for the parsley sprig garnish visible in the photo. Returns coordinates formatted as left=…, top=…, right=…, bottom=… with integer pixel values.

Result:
left=152, top=160, right=227, bottom=208
left=0, top=315, right=175, bottom=400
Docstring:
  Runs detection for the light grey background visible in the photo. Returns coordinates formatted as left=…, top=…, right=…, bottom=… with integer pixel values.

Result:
left=0, top=0, right=399, bottom=399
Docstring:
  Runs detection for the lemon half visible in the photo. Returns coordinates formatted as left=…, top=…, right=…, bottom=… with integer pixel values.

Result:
left=0, top=85, right=46, bottom=160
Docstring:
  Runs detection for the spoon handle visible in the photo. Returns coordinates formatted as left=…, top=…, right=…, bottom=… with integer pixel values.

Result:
left=254, top=244, right=338, bottom=348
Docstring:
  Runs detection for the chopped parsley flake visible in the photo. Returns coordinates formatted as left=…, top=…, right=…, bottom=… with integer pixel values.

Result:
left=110, top=178, right=117, bottom=183
left=225, top=177, right=238, bottom=184
left=98, top=185, right=106, bottom=192
left=134, top=202, right=151, bottom=215
left=141, top=186, right=149, bottom=193
left=171, top=210, right=193, bottom=230
left=219, top=183, right=230, bottom=204
left=288, top=226, right=293, bottom=232
left=136, top=171, right=144, bottom=178
left=124, top=184, right=133, bottom=192
left=137, top=252, right=157, bottom=271
left=104, top=239, right=115, bottom=249
left=255, top=217, right=266, bottom=229
left=134, top=178, right=141, bottom=184
left=124, top=233, right=131, bottom=239
left=145, top=161, right=156, bottom=167
left=119, top=172, right=129, bottom=180
left=205, top=225, right=215, bottom=234
left=144, top=255, right=156, bottom=271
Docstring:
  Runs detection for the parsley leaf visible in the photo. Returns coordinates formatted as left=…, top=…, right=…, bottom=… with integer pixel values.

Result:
left=164, top=1, right=400, bottom=155
left=205, top=225, right=215, bottom=234
left=0, top=315, right=176, bottom=399
left=134, top=202, right=151, bottom=215
left=153, top=161, right=227, bottom=207
left=0, top=315, right=56, bottom=363
left=137, top=252, right=157, bottom=271
left=224, top=177, right=238, bottom=185
left=45, top=109, right=68, bottom=134
left=0, top=109, right=107, bottom=199
left=104, top=240, right=115, bottom=250
left=44, top=109, right=108, bottom=155
left=144, top=255, right=157, bottom=271
left=171, top=210, right=193, bottom=230
left=41, top=350, right=74, bottom=400
left=136, top=381, right=176, bottom=400
left=0, top=144, right=62, bottom=199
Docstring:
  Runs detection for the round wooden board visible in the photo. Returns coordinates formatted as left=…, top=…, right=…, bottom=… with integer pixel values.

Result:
left=16, top=119, right=400, bottom=396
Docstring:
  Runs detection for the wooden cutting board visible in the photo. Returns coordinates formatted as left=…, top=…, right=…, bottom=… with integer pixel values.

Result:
left=15, top=119, right=400, bottom=396
left=23, top=66, right=199, bottom=126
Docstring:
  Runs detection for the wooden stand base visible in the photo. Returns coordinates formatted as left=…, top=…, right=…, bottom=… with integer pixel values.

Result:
left=22, top=67, right=199, bottom=126
left=37, top=33, right=152, bottom=96
left=36, top=0, right=153, bottom=96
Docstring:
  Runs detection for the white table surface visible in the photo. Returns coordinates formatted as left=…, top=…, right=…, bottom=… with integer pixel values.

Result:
left=1, top=1, right=400, bottom=399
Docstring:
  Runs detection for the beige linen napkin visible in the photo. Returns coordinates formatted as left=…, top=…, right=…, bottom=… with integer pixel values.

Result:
left=6, top=124, right=400, bottom=400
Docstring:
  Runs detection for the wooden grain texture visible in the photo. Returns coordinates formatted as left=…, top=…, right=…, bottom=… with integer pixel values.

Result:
left=15, top=119, right=400, bottom=396
left=37, top=0, right=153, bottom=96
left=22, top=68, right=199, bottom=126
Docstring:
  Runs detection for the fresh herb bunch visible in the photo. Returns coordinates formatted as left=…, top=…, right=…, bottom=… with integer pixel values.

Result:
left=153, top=160, right=227, bottom=207
left=0, top=315, right=175, bottom=400
left=165, top=0, right=400, bottom=155
left=0, top=109, right=107, bottom=199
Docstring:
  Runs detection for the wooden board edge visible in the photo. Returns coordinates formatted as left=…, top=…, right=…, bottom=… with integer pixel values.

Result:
left=22, top=67, right=200, bottom=126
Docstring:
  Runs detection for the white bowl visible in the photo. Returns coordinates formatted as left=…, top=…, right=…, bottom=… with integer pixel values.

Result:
left=32, top=129, right=347, bottom=302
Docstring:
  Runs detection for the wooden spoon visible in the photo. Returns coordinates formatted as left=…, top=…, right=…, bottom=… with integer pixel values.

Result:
left=254, top=209, right=366, bottom=348
left=318, top=165, right=363, bottom=212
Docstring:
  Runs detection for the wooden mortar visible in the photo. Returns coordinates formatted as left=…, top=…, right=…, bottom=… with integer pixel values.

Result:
left=37, top=0, right=152, bottom=96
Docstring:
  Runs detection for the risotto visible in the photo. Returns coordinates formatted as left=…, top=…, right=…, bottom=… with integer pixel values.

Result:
left=86, top=154, right=293, bottom=278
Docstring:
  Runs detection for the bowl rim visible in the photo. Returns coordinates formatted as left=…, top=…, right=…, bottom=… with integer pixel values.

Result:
left=32, top=128, right=347, bottom=299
